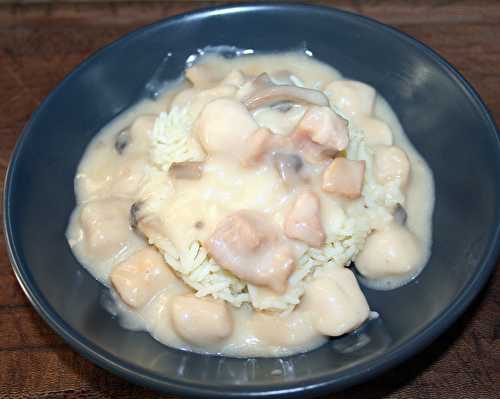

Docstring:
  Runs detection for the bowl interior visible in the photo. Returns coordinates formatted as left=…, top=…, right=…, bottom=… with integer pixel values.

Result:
left=4, top=4, right=499, bottom=397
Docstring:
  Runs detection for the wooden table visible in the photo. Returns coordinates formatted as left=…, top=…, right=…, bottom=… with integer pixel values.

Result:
left=0, top=1, right=498, bottom=398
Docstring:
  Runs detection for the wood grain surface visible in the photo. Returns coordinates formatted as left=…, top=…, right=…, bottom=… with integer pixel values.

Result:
left=0, top=1, right=499, bottom=398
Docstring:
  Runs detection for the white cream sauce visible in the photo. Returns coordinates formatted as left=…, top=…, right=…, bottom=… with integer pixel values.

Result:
left=66, top=52, right=434, bottom=357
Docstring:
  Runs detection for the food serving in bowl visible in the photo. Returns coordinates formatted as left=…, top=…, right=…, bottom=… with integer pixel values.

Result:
left=4, top=3, right=499, bottom=397
left=66, top=51, right=435, bottom=357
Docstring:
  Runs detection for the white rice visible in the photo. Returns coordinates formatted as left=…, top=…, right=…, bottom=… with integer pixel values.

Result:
left=143, top=105, right=402, bottom=313
left=150, top=107, right=205, bottom=172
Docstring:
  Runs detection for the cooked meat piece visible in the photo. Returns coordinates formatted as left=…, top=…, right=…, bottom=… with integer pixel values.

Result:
left=324, top=80, right=376, bottom=118
left=294, top=106, right=349, bottom=152
left=171, top=294, right=233, bottom=345
left=284, top=191, right=325, bottom=247
left=206, top=210, right=295, bottom=293
left=111, top=247, right=176, bottom=308
left=195, top=98, right=258, bottom=155
left=322, top=158, right=365, bottom=199
left=240, top=127, right=273, bottom=167
left=373, top=145, right=411, bottom=187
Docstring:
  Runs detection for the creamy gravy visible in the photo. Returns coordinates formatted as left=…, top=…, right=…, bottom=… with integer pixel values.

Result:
left=66, top=52, right=434, bottom=357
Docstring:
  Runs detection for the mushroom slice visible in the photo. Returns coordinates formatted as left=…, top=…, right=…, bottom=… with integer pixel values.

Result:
left=169, top=161, right=204, bottom=180
left=129, top=201, right=143, bottom=230
left=272, top=152, right=303, bottom=186
left=284, top=191, right=325, bottom=247
left=240, top=72, right=329, bottom=110
left=114, top=130, right=130, bottom=155
left=244, top=84, right=329, bottom=110
left=393, top=203, right=408, bottom=225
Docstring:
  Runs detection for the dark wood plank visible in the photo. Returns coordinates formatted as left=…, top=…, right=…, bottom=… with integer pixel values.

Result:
left=0, top=1, right=499, bottom=398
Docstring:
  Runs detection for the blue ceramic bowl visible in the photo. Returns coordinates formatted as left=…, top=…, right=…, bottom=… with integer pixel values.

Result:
left=4, top=4, right=500, bottom=398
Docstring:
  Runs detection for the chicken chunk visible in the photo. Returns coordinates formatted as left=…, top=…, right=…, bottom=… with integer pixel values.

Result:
left=357, top=116, right=393, bottom=146
left=250, top=311, right=320, bottom=348
left=111, top=158, right=147, bottom=197
left=322, top=158, right=365, bottom=199
left=324, top=80, right=376, bottom=118
left=284, top=191, right=325, bottom=247
left=355, top=222, right=422, bottom=279
left=205, top=210, right=295, bottom=293
left=188, top=85, right=238, bottom=119
left=195, top=98, right=258, bottom=155
left=373, top=145, right=411, bottom=187
left=170, top=294, right=233, bottom=345
left=221, top=69, right=247, bottom=88
left=185, top=63, right=226, bottom=88
left=110, top=247, right=177, bottom=308
left=290, top=129, right=336, bottom=164
left=240, top=127, right=273, bottom=166
left=79, top=199, right=132, bottom=259
left=303, top=267, right=370, bottom=336
left=294, top=106, right=349, bottom=152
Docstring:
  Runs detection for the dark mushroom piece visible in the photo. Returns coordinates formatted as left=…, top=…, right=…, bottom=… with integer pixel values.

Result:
left=273, top=153, right=304, bottom=186
left=244, top=85, right=329, bottom=110
left=169, top=161, right=204, bottom=180
left=114, top=130, right=130, bottom=155
left=242, top=73, right=329, bottom=111
left=270, top=101, right=296, bottom=113
left=129, top=202, right=143, bottom=230
left=194, top=221, right=205, bottom=229
left=394, top=203, right=408, bottom=225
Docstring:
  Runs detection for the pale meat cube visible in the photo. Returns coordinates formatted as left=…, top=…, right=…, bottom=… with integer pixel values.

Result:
left=240, top=127, right=272, bottom=167
left=110, top=247, right=177, bottom=308
left=303, top=267, right=370, bottom=336
left=188, top=85, right=238, bottom=119
left=79, top=199, right=132, bottom=259
left=284, top=191, right=325, bottom=247
left=322, top=158, right=366, bottom=199
left=324, top=80, right=376, bottom=118
left=290, top=128, right=336, bottom=164
left=195, top=98, right=258, bottom=155
left=355, top=222, right=422, bottom=279
left=221, top=69, right=247, bottom=88
left=373, top=145, right=411, bottom=187
left=185, top=63, right=226, bottom=88
left=250, top=311, right=320, bottom=347
left=357, top=116, right=393, bottom=146
left=294, top=106, right=349, bottom=152
left=205, top=210, right=295, bottom=294
left=170, top=294, right=233, bottom=345
left=111, top=158, right=147, bottom=197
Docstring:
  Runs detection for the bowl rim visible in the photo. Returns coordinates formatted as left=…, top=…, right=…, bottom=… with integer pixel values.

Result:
left=3, top=2, right=500, bottom=397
